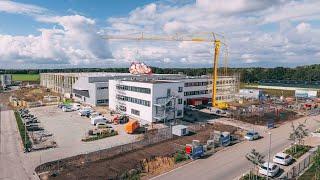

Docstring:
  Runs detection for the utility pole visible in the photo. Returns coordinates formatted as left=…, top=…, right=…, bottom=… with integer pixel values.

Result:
left=266, top=132, right=272, bottom=180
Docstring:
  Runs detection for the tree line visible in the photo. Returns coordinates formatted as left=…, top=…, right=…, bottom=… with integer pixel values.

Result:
left=0, top=64, right=319, bottom=83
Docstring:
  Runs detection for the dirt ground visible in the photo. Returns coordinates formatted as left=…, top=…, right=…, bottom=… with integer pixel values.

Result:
left=0, top=92, right=12, bottom=110
left=233, top=110, right=300, bottom=126
left=46, top=123, right=239, bottom=180
left=12, top=87, right=60, bottom=102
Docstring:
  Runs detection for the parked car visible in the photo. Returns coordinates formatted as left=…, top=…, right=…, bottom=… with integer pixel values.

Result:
left=79, top=108, right=93, bottom=116
left=96, top=122, right=112, bottom=129
left=273, top=152, right=293, bottom=166
left=89, top=112, right=102, bottom=119
left=62, top=106, right=73, bottom=112
left=244, top=131, right=260, bottom=141
left=71, top=103, right=81, bottom=110
left=259, top=162, right=280, bottom=177
left=57, top=104, right=65, bottom=109
left=91, top=116, right=108, bottom=125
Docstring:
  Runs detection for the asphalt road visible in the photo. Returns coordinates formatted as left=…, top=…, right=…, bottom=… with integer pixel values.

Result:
left=0, top=107, right=34, bottom=180
left=152, top=115, right=320, bottom=180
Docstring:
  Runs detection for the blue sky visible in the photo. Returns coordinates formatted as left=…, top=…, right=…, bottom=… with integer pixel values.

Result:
left=0, top=0, right=319, bottom=69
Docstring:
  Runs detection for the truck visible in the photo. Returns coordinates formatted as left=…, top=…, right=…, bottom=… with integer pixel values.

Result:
left=124, top=120, right=139, bottom=134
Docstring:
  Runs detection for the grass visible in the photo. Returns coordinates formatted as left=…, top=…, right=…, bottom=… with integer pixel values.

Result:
left=174, top=150, right=188, bottom=163
left=14, top=111, right=32, bottom=150
left=298, top=164, right=317, bottom=180
left=285, top=145, right=312, bottom=159
left=12, top=74, right=40, bottom=82
left=82, top=131, right=118, bottom=142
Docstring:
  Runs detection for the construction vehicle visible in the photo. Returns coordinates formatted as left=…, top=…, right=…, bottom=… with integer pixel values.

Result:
left=104, top=32, right=230, bottom=110
left=124, top=120, right=140, bottom=134
left=113, top=114, right=129, bottom=124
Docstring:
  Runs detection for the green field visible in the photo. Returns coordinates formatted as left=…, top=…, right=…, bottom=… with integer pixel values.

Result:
left=12, top=74, right=40, bottom=82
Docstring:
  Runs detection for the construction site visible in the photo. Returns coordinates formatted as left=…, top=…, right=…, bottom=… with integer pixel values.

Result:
left=0, top=33, right=319, bottom=180
left=36, top=122, right=244, bottom=179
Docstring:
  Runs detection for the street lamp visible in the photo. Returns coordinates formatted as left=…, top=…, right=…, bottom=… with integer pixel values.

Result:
left=266, top=132, right=272, bottom=180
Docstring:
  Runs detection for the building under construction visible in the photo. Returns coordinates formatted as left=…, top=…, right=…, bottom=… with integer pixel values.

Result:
left=40, top=72, right=239, bottom=107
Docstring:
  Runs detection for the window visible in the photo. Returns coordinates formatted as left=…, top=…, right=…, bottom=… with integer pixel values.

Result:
left=184, top=81, right=208, bottom=87
left=167, top=89, right=171, bottom=96
left=97, top=99, right=108, bottom=104
left=97, top=87, right=108, bottom=90
left=117, top=105, right=126, bottom=112
left=116, top=84, right=151, bottom=94
left=178, top=87, right=183, bottom=92
left=177, top=110, right=182, bottom=117
left=178, top=98, right=183, bottom=104
left=131, top=109, right=140, bottom=116
left=116, top=95, right=150, bottom=107
left=184, top=90, right=209, bottom=96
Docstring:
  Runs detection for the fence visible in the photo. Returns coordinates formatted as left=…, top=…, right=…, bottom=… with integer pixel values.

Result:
left=35, top=127, right=173, bottom=174
left=188, top=122, right=207, bottom=132
left=280, top=146, right=318, bottom=179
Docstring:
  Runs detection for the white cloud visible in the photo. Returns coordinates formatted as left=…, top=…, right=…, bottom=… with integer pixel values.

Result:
left=296, top=22, right=311, bottom=34
left=0, top=14, right=112, bottom=66
left=0, top=1, right=47, bottom=15
left=106, top=0, right=320, bottom=67
left=1, top=0, right=320, bottom=68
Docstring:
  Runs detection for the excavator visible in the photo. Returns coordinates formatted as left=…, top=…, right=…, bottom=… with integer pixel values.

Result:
left=104, top=32, right=229, bottom=110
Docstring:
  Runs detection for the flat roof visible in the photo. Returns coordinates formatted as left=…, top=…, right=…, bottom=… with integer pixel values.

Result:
left=119, top=79, right=180, bottom=84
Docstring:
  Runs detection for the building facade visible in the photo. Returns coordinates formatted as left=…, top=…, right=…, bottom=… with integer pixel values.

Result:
left=40, top=72, right=240, bottom=107
left=109, top=79, right=184, bottom=124
left=1, top=74, right=12, bottom=87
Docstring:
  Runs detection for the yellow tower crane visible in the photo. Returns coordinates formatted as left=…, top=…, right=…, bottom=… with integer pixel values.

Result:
left=104, top=32, right=229, bottom=109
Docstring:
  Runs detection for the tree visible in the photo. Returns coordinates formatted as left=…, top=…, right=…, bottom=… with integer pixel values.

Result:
left=246, top=149, right=265, bottom=180
left=289, top=122, right=309, bottom=153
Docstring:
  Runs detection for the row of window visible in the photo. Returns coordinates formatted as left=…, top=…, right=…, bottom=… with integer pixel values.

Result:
left=184, top=80, right=238, bottom=87
left=97, top=87, right=108, bottom=90
left=216, top=80, right=238, bottom=85
left=184, top=90, right=209, bottom=96
left=184, top=82, right=208, bottom=87
left=216, top=95, right=234, bottom=100
left=116, top=85, right=151, bottom=94
left=116, top=95, right=151, bottom=107
left=97, top=99, right=108, bottom=104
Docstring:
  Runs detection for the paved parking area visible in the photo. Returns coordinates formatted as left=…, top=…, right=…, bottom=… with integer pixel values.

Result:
left=28, top=106, right=141, bottom=164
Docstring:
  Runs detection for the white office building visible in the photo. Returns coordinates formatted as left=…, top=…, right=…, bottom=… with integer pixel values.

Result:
left=109, top=79, right=184, bottom=124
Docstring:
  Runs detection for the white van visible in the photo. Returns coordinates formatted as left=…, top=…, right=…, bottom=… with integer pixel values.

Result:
left=72, top=103, right=81, bottom=110
left=90, top=116, right=108, bottom=125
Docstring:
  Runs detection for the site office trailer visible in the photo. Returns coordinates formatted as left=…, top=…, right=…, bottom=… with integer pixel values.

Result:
left=109, top=80, right=184, bottom=124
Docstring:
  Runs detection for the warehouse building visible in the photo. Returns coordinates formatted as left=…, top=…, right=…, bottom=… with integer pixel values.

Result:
left=40, top=73, right=132, bottom=97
